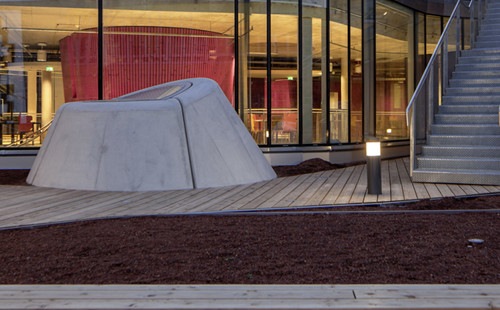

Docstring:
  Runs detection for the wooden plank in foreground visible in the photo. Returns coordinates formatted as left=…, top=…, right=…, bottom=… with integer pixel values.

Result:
left=0, top=284, right=497, bottom=310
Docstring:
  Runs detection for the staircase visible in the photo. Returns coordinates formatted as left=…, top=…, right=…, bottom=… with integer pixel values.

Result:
left=412, top=1, right=500, bottom=185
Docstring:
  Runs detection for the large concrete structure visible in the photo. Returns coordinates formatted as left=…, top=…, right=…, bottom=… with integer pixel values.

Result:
left=27, top=78, right=277, bottom=191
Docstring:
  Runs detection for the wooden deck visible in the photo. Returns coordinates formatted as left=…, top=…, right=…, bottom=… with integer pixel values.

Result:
left=0, top=284, right=498, bottom=309
left=0, top=157, right=499, bottom=229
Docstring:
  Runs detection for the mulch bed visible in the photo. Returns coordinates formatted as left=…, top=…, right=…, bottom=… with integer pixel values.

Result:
left=0, top=160, right=499, bottom=284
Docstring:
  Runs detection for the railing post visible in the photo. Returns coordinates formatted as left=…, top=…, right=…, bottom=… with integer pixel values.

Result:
left=443, top=35, right=448, bottom=94
left=428, top=65, right=434, bottom=136
left=457, top=5, right=461, bottom=60
left=478, top=0, right=482, bottom=37
left=471, top=1, right=476, bottom=48
left=410, top=105, right=415, bottom=177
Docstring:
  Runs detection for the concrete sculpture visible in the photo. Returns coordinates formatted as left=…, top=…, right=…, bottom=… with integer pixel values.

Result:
left=27, top=78, right=276, bottom=191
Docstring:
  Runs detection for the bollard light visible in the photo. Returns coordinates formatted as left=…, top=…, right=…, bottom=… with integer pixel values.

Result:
left=366, top=141, right=381, bottom=157
left=366, top=137, right=382, bottom=195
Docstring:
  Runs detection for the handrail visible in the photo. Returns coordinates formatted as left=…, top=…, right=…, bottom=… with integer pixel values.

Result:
left=406, top=0, right=476, bottom=126
left=5, top=121, right=52, bottom=147
left=405, top=0, right=483, bottom=178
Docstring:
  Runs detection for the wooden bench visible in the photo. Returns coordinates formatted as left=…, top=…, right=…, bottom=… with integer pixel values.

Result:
left=0, top=284, right=498, bottom=309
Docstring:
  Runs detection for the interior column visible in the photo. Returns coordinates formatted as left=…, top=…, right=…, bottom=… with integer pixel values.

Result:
left=41, top=71, right=53, bottom=131
left=302, top=16, right=313, bottom=144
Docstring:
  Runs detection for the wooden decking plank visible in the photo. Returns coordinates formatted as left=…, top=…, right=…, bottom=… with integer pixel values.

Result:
left=471, top=185, right=490, bottom=194
left=228, top=178, right=294, bottom=210
left=0, top=298, right=495, bottom=310
left=67, top=191, right=186, bottom=221
left=389, top=160, right=404, bottom=201
left=436, top=184, right=454, bottom=197
left=446, top=184, right=467, bottom=197
left=0, top=186, right=45, bottom=201
left=220, top=178, right=290, bottom=211
left=289, top=171, right=330, bottom=207
left=186, top=185, right=253, bottom=213
left=10, top=192, right=145, bottom=227
left=482, top=185, right=500, bottom=193
left=402, top=159, right=429, bottom=200
left=2, top=191, right=110, bottom=226
left=335, top=165, right=364, bottom=205
left=459, top=185, right=478, bottom=196
left=320, top=166, right=354, bottom=205
left=93, top=190, right=187, bottom=217
left=0, top=187, right=68, bottom=210
left=164, top=187, right=234, bottom=214
left=275, top=172, right=324, bottom=207
left=377, top=160, right=391, bottom=202
left=251, top=174, right=312, bottom=209
left=412, top=182, right=431, bottom=200
left=396, top=158, right=418, bottom=200
left=424, top=183, right=443, bottom=199
left=349, top=165, right=367, bottom=204
left=215, top=179, right=283, bottom=211
left=306, top=169, right=342, bottom=206
left=0, top=189, right=92, bottom=222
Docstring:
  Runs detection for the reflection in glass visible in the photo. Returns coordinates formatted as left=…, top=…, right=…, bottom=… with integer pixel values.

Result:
left=350, top=0, right=363, bottom=143
left=101, top=1, right=235, bottom=104
left=0, top=1, right=97, bottom=147
left=270, top=0, right=298, bottom=145
left=239, top=0, right=267, bottom=145
left=330, top=0, right=349, bottom=144
left=375, top=0, right=413, bottom=140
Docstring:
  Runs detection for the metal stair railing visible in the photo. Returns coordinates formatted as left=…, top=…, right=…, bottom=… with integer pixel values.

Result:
left=405, top=0, right=485, bottom=178
left=4, top=120, right=52, bottom=147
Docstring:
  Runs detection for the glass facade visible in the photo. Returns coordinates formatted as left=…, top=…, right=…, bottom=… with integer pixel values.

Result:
left=0, top=0, right=447, bottom=149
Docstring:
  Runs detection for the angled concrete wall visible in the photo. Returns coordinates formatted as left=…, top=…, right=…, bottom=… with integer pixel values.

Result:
left=27, top=78, right=276, bottom=191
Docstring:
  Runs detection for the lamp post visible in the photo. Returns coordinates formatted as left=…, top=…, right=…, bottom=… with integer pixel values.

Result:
left=366, top=137, right=382, bottom=195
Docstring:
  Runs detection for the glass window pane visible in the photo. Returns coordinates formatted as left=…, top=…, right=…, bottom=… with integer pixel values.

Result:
left=102, top=1, right=235, bottom=103
left=375, top=0, right=413, bottom=140
left=270, top=0, right=298, bottom=145
left=330, top=0, right=348, bottom=144
left=350, top=0, right=363, bottom=143
left=239, top=0, right=267, bottom=145
left=0, top=1, right=97, bottom=147
left=304, top=0, right=327, bottom=144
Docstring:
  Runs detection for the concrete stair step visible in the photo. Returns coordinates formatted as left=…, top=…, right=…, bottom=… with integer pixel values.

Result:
left=430, top=124, right=500, bottom=135
left=449, top=78, right=500, bottom=86
left=442, top=95, right=500, bottom=104
left=412, top=168, right=500, bottom=185
left=455, top=63, right=500, bottom=71
left=458, top=55, right=500, bottom=64
left=438, top=104, right=500, bottom=114
left=434, top=114, right=499, bottom=124
left=452, top=71, right=500, bottom=79
left=460, top=48, right=500, bottom=57
left=474, top=40, right=500, bottom=48
left=445, top=87, right=500, bottom=95
left=421, top=145, right=500, bottom=157
left=427, top=134, right=500, bottom=146
left=417, top=157, right=500, bottom=170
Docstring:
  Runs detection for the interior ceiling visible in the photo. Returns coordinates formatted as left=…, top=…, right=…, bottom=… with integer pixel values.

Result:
left=0, top=3, right=418, bottom=66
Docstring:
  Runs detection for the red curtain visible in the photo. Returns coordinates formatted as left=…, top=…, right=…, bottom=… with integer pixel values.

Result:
left=60, top=27, right=235, bottom=104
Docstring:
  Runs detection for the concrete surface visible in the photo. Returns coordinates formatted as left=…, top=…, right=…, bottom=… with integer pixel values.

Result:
left=27, top=78, right=276, bottom=191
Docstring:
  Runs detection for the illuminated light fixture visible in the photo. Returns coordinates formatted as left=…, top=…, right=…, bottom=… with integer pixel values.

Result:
left=37, top=42, right=47, bottom=62
left=288, top=76, right=294, bottom=81
left=45, top=66, right=54, bottom=72
left=366, top=137, right=382, bottom=194
left=386, top=128, right=392, bottom=134
left=266, top=130, right=270, bottom=138
left=366, top=141, right=381, bottom=157
left=383, top=11, right=388, bottom=16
